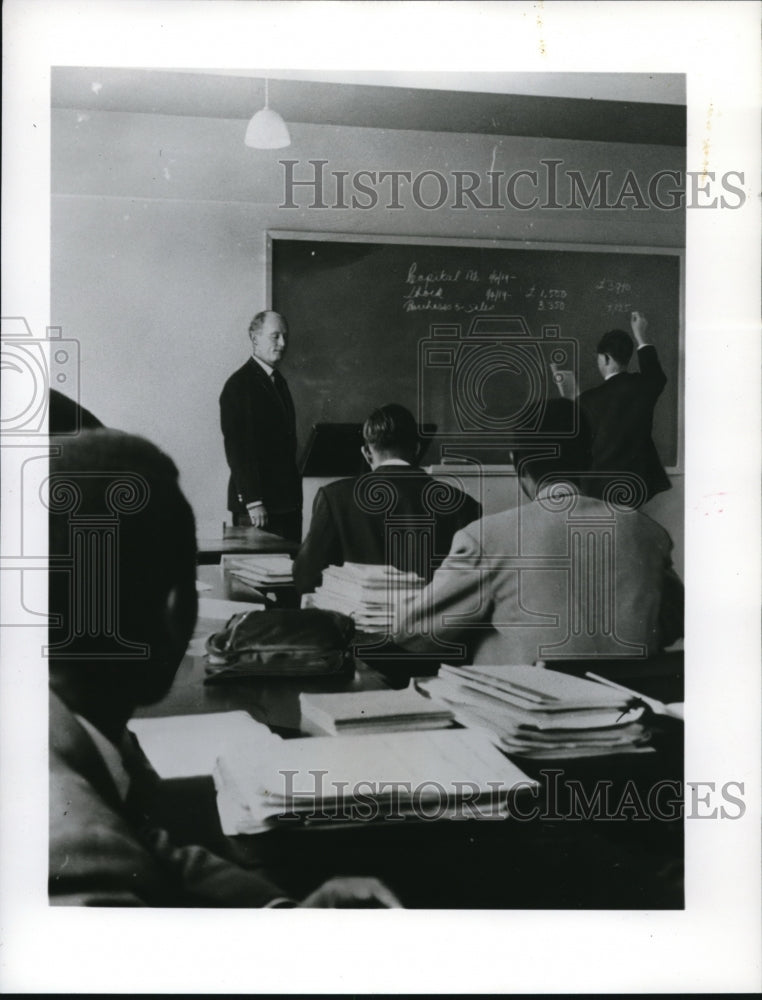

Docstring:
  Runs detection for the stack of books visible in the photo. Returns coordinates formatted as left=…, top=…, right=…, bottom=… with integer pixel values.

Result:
left=299, top=686, right=454, bottom=736
left=418, top=664, right=653, bottom=760
left=213, top=727, right=538, bottom=835
left=224, top=554, right=293, bottom=589
left=308, top=562, right=424, bottom=632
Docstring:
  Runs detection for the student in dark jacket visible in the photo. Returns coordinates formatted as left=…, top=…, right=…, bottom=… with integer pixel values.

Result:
left=578, top=310, right=671, bottom=507
left=293, top=404, right=482, bottom=595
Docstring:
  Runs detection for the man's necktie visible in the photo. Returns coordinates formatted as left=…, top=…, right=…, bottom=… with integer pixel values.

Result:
left=270, top=369, right=291, bottom=412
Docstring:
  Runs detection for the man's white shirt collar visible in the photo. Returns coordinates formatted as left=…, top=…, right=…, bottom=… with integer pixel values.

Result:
left=535, top=481, right=579, bottom=501
left=251, top=354, right=275, bottom=377
left=376, top=459, right=411, bottom=467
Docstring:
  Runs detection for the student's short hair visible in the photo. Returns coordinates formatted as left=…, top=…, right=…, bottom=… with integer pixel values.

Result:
left=596, top=328, right=634, bottom=367
left=248, top=310, right=287, bottom=337
left=48, top=429, right=197, bottom=662
left=510, top=397, right=587, bottom=486
left=49, top=389, right=104, bottom=434
left=363, top=404, right=420, bottom=459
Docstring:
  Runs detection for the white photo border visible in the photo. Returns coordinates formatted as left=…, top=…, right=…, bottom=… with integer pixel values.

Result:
left=1, top=0, right=760, bottom=993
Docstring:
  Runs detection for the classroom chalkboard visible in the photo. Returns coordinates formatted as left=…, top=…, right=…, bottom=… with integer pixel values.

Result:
left=270, top=233, right=682, bottom=468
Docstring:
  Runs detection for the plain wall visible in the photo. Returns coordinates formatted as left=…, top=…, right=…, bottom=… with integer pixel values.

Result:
left=51, top=105, right=684, bottom=568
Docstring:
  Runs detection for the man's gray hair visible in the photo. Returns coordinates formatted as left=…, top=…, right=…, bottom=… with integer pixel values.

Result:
left=248, top=310, right=287, bottom=337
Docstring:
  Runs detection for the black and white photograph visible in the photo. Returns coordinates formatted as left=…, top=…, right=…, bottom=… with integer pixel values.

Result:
left=1, top=0, right=760, bottom=993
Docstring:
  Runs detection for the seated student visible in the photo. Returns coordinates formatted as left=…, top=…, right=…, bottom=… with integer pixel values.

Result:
left=393, top=398, right=683, bottom=666
left=48, top=429, right=399, bottom=908
left=292, top=404, right=482, bottom=595
left=578, top=310, right=671, bottom=506
left=49, top=388, right=103, bottom=433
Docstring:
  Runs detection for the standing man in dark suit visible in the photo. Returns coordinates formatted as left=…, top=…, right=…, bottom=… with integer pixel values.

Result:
left=293, top=404, right=482, bottom=595
left=578, top=310, right=671, bottom=507
left=220, top=310, right=302, bottom=541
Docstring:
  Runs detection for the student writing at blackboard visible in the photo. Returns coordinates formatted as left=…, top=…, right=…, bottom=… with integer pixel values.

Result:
left=578, top=310, right=671, bottom=507
left=292, top=404, right=481, bottom=595
left=219, top=311, right=303, bottom=542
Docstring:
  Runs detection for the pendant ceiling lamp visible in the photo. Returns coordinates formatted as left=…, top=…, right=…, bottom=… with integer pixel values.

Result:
left=244, top=78, right=291, bottom=149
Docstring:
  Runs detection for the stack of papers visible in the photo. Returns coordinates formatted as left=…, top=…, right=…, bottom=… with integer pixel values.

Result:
left=213, top=727, right=537, bottom=835
left=299, top=686, right=454, bottom=736
left=127, top=711, right=280, bottom=779
left=418, top=664, right=653, bottom=760
left=309, top=562, right=424, bottom=632
left=224, top=554, right=294, bottom=588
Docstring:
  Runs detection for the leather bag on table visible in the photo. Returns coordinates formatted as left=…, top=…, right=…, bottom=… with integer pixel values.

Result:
left=204, top=608, right=355, bottom=680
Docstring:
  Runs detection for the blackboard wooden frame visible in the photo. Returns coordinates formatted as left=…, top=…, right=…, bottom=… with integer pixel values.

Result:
left=265, top=230, right=684, bottom=474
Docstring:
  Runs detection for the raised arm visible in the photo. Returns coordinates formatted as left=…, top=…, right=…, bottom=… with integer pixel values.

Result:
left=630, top=309, right=650, bottom=348
left=631, top=310, right=667, bottom=396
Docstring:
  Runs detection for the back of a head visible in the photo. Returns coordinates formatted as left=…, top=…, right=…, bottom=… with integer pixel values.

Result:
left=48, top=389, right=104, bottom=434
left=596, top=328, right=634, bottom=367
left=48, top=429, right=197, bottom=701
left=511, top=397, right=587, bottom=490
left=362, top=404, right=420, bottom=462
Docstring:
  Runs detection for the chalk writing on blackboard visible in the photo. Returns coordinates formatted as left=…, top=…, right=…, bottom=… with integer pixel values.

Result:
left=271, top=235, right=682, bottom=467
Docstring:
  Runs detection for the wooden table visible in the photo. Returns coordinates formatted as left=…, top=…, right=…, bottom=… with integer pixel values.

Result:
left=197, top=525, right=299, bottom=565
left=134, top=571, right=684, bottom=909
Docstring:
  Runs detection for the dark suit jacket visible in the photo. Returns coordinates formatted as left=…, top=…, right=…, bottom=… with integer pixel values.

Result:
left=293, top=464, right=482, bottom=594
left=578, top=345, right=671, bottom=505
left=49, top=691, right=286, bottom=906
left=220, top=358, right=302, bottom=515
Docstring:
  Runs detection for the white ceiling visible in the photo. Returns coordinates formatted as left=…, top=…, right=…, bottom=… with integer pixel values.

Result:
left=52, top=67, right=686, bottom=146
left=175, top=69, right=686, bottom=105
